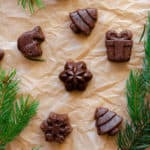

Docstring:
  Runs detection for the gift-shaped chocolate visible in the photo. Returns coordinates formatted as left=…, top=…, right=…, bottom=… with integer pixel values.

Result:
left=105, top=30, right=133, bottom=62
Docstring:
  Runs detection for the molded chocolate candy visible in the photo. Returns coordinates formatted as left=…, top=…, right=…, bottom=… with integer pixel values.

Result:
left=40, top=112, right=72, bottom=143
left=59, top=60, right=93, bottom=91
left=17, top=26, right=45, bottom=58
left=69, top=8, right=98, bottom=35
left=105, top=30, right=133, bottom=62
left=95, top=107, right=123, bottom=136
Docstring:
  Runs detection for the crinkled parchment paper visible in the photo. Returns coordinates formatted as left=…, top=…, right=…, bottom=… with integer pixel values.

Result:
left=0, top=0, right=149, bottom=149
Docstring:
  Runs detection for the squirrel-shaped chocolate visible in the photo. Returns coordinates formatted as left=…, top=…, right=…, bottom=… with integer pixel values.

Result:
left=17, top=26, right=45, bottom=58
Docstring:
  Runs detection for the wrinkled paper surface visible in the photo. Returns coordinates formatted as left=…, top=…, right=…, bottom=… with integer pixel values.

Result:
left=0, top=0, right=149, bottom=149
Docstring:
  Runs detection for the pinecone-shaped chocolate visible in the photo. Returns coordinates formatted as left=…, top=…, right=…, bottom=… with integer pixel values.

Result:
left=40, top=112, right=72, bottom=143
left=95, top=107, right=123, bottom=136
left=105, top=30, right=133, bottom=62
left=17, top=26, right=45, bottom=58
left=69, top=8, right=98, bottom=35
left=59, top=60, right=93, bottom=91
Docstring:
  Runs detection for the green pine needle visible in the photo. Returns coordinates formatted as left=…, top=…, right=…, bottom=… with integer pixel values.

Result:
left=0, top=68, right=39, bottom=149
left=139, top=24, right=146, bottom=43
left=117, top=12, right=150, bottom=150
left=18, top=0, right=45, bottom=13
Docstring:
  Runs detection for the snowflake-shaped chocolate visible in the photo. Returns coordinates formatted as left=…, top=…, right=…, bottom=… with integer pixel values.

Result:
left=40, top=112, right=72, bottom=143
left=59, top=60, right=93, bottom=91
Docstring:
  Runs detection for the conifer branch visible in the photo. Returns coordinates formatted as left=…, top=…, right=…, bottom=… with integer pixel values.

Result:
left=117, top=12, right=150, bottom=150
left=118, top=71, right=150, bottom=150
left=0, top=68, right=39, bottom=149
left=18, top=0, right=44, bottom=13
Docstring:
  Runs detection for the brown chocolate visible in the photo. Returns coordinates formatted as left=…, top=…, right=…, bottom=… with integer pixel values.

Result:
left=69, top=8, right=97, bottom=35
left=0, top=49, right=4, bottom=60
left=59, top=60, right=93, bottom=91
left=17, top=26, right=45, bottom=58
left=40, top=112, right=72, bottom=143
left=95, top=107, right=123, bottom=136
left=105, top=30, right=133, bottom=62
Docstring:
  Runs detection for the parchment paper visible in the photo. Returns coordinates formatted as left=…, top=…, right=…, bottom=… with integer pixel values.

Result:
left=0, top=0, right=149, bottom=149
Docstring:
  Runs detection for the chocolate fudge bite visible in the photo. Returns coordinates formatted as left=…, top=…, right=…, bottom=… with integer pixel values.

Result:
left=59, top=60, right=93, bottom=91
left=40, top=112, right=72, bottom=144
left=95, top=107, right=123, bottom=136
left=69, top=8, right=98, bottom=35
left=105, top=30, right=133, bottom=62
left=17, top=26, right=45, bottom=58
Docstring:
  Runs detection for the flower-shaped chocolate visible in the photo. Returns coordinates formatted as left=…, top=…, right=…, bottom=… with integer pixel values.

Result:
left=40, top=112, right=72, bottom=143
left=59, top=60, right=93, bottom=91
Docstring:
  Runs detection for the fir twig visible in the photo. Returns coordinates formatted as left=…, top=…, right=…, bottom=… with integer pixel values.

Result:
left=143, top=12, right=150, bottom=91
left=0, top=68, right=39, bottom=149
left=118, top=71, right=150, bottom=150
left=117, top=12, right=150, bottom=150
left=18, top=0, right=45, bottom=13
left=126, top=70, right=146, bottom=125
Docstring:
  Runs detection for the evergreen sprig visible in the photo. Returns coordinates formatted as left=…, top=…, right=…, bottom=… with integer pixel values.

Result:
left=117, top=13, right=150, bottom=150
left=0, top=69, right=39, bottom=150
left=117, top=71, right=150, bottom=150
left=18, top=0, right=44, bottom=13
